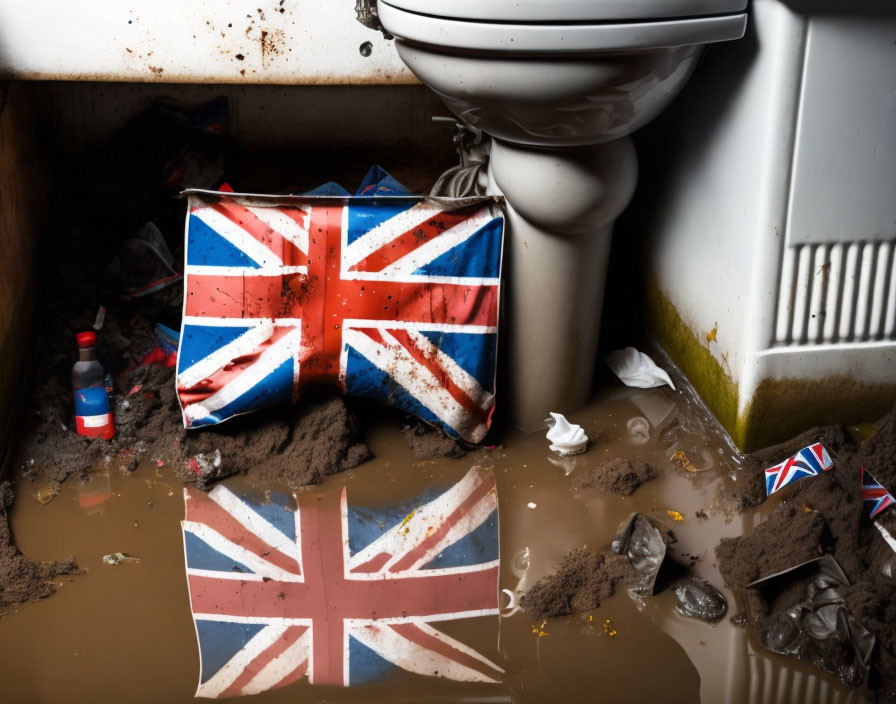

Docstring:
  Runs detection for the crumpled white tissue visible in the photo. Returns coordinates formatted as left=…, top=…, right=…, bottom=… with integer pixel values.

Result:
left=606, top=347, right=675, bottom=390
left=545, top=412, right=588, bottom=456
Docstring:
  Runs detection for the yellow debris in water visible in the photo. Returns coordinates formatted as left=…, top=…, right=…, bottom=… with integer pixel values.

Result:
left=801, top=503, right=813, bottom=513
left=399, top=509, right=416, bottom=536
left=531, top=620, right=549, bottom=637
left=670, top=450, right=697, bottom=472
left=603, top=619, right=617, bottom=638
left=666, top=510, right=685, bottom=522
left=705, top=325, right=718, bottom=343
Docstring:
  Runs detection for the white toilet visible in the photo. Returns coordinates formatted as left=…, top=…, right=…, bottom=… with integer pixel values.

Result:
left=377, top=0, right=748, bottom=429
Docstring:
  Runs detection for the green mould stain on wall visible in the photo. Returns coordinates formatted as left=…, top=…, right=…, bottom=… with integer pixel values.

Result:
left=646, top=279, right=896, bottom=453
left=645, top=279, right=740, bottom=442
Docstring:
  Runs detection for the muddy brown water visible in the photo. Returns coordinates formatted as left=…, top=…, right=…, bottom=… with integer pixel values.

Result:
left=0, top=387, right=862, bottom=703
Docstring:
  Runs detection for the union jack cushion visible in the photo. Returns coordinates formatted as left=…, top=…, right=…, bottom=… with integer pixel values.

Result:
left=176, top=185, right=503, bottom=442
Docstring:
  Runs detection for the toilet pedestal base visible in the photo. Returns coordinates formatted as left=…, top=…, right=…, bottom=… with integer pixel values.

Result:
left=488, top=138, right=638, bottom=430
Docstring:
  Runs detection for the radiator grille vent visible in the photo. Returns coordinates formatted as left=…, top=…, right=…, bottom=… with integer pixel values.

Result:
left=774, top=240, right=896, bottom=346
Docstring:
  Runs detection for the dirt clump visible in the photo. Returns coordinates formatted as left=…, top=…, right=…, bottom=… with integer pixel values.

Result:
left=402, top=423, right=467, bottom=459
left=0, top=482, right=79, bottom=611
left=520, top=547, right=634, bottom=619
left=574, top=457, right=657, bottom=496
left=717, top=405, right=896, bottom=699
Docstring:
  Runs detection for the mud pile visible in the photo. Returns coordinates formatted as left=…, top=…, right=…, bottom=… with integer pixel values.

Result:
left=573, top=457, right=657, bottom=496
left=0, top=482, right=78, bottom=611
left=718, top=407, right=896, bottom=699
left=521, top=548, right=635, bottom=619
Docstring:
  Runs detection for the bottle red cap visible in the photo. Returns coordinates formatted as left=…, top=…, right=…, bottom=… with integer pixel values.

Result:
left=76, top=331, right=97, bottom=348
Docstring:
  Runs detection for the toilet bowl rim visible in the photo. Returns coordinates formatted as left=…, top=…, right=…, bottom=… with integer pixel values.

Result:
left=379, top=2, right=747, bottom=53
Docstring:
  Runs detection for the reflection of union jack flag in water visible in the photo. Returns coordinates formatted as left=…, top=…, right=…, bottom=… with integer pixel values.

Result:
left=764, top=442, right=834, bottom=495
left=176, top=189, right=503, bottom=442
left=181, top=466, right=503, bottom=697
left=862, top=467, right=895, bottom=519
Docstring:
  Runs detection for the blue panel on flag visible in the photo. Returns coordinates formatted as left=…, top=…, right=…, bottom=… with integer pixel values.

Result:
left=346, top=488, right=443, bottom=557
left=188, top=356, right=294, bottom=427
left=178, top=324, right=254, bottom=373
left=413, top=217, right=503, bottom=279
left=245, top=492, right=297, bottom=543
left=196, top=620, right=267, bottom=684
left=419, top=331, right=497, bottom=391
left=187, top=214, right=261, bottom=268
left=346, top=202, right=410, bottom=246
left=343, top=346, right=448, bottom=435
left=348, top=636, right=399, bottom=686
left=185, top=531, right=254, bottom=574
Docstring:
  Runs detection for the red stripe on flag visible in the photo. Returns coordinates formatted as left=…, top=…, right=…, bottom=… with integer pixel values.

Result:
left=185, top=489, right=301, bottom=575
left=212, top=201, right=305, bottom=266
left=388, top=622, right=503, bottom=681
left=387, top=329, right=490, bottom=425
left=349, top=209, right=473, bottom=273
left=351, top=552, right=392, bottom=574
left=219, top=625, right=309, bottom=697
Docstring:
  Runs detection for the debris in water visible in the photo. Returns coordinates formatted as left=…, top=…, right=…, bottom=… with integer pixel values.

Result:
left=602, top=618, right=617, bottom=638
left=531, top=620, right=549, bottom=637
left=359, top=41, right=373, bottom=57
left=670, top=449, right=697, bottom=472
left=626, top=416, right=650, bottom=445
left=605, top=347, right=675, bottom=390
left=545, top=412, right=588, bottom=456
left=673, top=578, right=727, bottom=623
left=666, top=510, right=685, bottom=522
left=35, top=486, right=59, bottom=505
left=612, top=513, right=676, bottom=595
left=102, top=552, right=141, bottom=565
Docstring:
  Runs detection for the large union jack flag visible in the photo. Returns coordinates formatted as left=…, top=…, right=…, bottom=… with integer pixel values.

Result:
left=862, top=467, right=895, bottom=520
left=764, top=442, right=834, bottom=496
left=176, top=188, right=503, bottom=443
left=181, top=466, right=503, bottom=697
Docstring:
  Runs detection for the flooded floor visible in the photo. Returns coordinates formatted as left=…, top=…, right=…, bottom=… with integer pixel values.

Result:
left=0, top=385, right=862, bottom=703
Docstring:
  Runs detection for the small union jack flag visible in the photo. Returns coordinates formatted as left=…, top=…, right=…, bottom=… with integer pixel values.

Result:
left=176, top=183, right=503, bottom=443
left=764, top=442, right=834, bottom=495
left=181, top=466, right=503, bottom=697
left=862, top=467, right=895, bottom=519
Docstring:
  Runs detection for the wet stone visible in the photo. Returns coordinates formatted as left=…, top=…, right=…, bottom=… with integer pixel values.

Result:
left=674, top=578, right=727, bottom=623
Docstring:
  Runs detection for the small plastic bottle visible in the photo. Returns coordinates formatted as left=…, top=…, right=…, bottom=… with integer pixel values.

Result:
left=72, top=331, right=115, bottom=439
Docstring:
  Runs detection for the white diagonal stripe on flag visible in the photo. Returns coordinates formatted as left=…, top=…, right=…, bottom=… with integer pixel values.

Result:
left=342, top=201, right=444, bottom=269
left=208, top=485, right=300, bottom=565
left=343, top=328, right=488, bottom=442
left=403, top=329, right=494, bottom=413
left=183, top=520, right=303, bottom=582
left=348, top=467, right=494, bottom=573
left=195, top=623, right=289, bottom=698
left=239, top=629, right=311, bottom=695
left=346, top=619, right=503, bottom=684
left=377, top=209, right=496, bottom=277
left=184, top=327, right=304, bottom=423
left=246, top=206, right=309, bottom=255
left=192, top=207, right=284, bottom=268
left=178, top=321, right=275, bottom=389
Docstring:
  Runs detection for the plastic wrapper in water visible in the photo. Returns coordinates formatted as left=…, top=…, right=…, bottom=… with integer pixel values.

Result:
left=748, top=555, right=875, bottom=688
left=674, top=578, right=727, bottom=623
left=612, top=513, right=672, bottom=595
left=606, top=347, right=675, bottom=390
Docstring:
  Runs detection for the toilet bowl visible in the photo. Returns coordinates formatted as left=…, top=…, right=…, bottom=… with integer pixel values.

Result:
left=378, top=0, right=748, bottom=430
